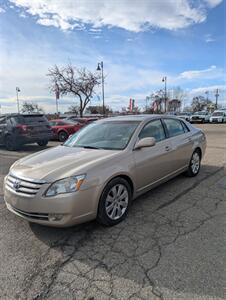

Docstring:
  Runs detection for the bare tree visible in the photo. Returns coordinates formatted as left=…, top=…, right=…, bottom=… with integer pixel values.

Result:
left=86, top=105, right=112, bottom=115
left=191, top=96, right=213, bottom=112
left=68, top=105, right=79, bottom=115
left=47, top=64, right=101, bottom=117
left=21, top=102, right=44, bottom=113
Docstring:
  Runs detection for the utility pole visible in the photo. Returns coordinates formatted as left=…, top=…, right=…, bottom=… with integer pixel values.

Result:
left=215, top=89, right=219, bottom=109
left=162, top=77, right=167, bottom=112
left=16, top=87, right=20, bottom=113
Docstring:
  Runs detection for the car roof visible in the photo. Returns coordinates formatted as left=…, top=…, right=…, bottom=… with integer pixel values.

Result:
left=98, top=114, right=179, bottom=122
left=1, top=113, right=44, bottom=117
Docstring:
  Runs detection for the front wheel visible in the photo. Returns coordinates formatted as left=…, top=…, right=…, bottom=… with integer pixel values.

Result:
left=185, top=150, right=201, bottom=177
left=97, top=178, right=132, bottom=226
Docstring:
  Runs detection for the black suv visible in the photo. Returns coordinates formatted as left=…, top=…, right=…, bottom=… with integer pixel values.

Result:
left=0, top=114, right=52, bottom=150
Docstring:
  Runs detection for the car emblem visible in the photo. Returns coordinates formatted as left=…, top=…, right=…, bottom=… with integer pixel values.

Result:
left=13, top=179, right=21, bottom=191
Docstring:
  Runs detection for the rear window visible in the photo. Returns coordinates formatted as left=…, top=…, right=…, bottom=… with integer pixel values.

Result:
left=17, top=115, right=48, bottom=124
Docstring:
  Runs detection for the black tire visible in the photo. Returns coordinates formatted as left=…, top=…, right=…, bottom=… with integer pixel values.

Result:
left=185, top=149, right=201, bottom=177
left=37, top=140, right=48, bottom=147
left=5, top=135, right=20, bottom=151
left=97, top=177, right=132, bottom=226
left=58, top=131, right=68, bottom=142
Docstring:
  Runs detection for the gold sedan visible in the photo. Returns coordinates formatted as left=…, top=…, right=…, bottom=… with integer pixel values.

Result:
left=4, top=115, right=206, bottom=227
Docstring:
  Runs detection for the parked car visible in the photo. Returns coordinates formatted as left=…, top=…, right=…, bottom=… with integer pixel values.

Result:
left=210, top=110, right=226, bottom=123
left=190, top=111, right=210, bottom=123
left=66, top=116, right=99, bottom=125
left=177, top=112, right=191, bottom=122
left=4, top=115, right=206, bottom=227
left=0, top=114, right=52, bottom=151
left=49, top=119, right=82, bottom=142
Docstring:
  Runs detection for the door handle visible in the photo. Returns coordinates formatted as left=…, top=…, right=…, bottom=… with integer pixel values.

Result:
left=165, top=146, right=171, bottom=152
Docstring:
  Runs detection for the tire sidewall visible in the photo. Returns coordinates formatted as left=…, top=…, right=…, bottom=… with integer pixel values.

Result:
left=97, top=177, right=132, bottom=226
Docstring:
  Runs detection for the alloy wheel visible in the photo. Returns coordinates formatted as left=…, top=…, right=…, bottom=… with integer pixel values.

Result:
left=191, top=152, right=200, bottom=174
left=105, top=184, right=129, bottom=220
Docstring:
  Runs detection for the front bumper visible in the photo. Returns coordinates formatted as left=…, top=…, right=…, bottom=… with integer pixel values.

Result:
left=210, top=118, right=222, bottom=123
left=4, top=176, right=100, bottom=227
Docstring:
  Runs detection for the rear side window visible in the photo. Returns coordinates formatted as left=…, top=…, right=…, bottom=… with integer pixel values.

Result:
left=49, top=121, right=56, bottom=126
left=139, top=119, right=166, bottom=142
left=163, top=119, right=187, bottom=137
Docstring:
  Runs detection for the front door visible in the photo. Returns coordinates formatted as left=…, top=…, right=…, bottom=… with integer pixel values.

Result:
left=133, top=119, right=174, bottom=192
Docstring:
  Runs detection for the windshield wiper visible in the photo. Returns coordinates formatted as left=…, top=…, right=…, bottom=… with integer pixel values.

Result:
left=82, top=145, right=101, bottom=149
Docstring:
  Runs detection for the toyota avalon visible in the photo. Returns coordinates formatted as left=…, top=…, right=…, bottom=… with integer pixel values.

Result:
left=4, top=115, right=206, bottom=227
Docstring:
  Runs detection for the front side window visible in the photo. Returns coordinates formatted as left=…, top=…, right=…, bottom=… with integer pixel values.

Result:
left=139, top=119, right=166, bottom=142
left=163, top=119, right=186, bottom=137
left=64, top=121, right=140, bottom=150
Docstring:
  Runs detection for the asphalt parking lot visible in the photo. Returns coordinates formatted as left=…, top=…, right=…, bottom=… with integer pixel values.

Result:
left=0, top=124, right=226, bottom=300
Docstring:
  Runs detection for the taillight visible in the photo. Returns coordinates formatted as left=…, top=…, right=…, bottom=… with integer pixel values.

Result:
left=16, top=124, right=28, bottom=133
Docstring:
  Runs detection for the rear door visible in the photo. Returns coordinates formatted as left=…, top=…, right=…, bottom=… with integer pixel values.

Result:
left=162, top=118, right=193, bottom=171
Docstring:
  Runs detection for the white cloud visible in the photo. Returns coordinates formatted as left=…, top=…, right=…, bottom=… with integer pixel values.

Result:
left=204, top=0, right=223, bottom=8
left=9, top=0, right=222, bottom=32
left=179, top=65, right=224, bottom=80
left=0, top=7, right=6, bottom=13
left=205, top=33, right=215, bottom=42
left=189, top=85, right=226, bottom=95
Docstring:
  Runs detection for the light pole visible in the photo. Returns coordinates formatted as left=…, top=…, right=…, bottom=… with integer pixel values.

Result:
left=55, top=82, right=60, bottom=115
left=16, top=87, right=20, bottom=113
left=162, top=76, right=167, bottom=112
left=215, top=89, right=219, bottom=109
left=97, top=61, right=105, bottom=116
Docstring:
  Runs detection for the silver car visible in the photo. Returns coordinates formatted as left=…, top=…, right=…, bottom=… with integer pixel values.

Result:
left=4, top=115, right=206, bottom=227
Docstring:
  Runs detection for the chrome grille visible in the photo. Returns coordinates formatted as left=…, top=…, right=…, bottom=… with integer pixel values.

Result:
left=6, top=173, right=46, bottom=197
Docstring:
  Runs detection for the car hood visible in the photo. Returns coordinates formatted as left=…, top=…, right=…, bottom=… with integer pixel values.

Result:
left=10, top=146, right=121, bottom=182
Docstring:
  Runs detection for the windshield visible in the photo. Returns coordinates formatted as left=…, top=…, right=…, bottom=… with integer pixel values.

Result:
left=212, top=112, right=224, bottom=116
left=64, top=121, right=140, bottom=150
left=194, top=111, right=206, bottom=115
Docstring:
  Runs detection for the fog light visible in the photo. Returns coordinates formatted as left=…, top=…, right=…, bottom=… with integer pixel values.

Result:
left=48, top=214, right=64, bottom=221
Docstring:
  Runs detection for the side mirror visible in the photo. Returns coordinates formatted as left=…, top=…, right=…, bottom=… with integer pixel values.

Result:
left=134, top=137, right=156, bottom=150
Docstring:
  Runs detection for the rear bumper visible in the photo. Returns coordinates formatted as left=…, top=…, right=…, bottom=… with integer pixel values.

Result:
left=19, top=133, right=52, bottom=144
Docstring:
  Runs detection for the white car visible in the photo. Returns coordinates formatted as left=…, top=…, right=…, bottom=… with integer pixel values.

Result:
left=210, top=111, right=226, bottom=123
left=177, top=112, right=191, bottom=122
left=190, top=111, right=210, bottom=123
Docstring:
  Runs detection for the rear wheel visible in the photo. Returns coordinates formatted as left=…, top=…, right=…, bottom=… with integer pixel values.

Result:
left=97, top=178, right=132, bottom=226
left=186, top=150, right=201, bottom=177
left=58, top=131, right=68, bottom=142
left=5, top=135, right=20, bottom=151
left=37, top=140, right=48, bottom=146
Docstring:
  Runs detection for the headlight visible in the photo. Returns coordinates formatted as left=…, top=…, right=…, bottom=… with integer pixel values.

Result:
left=45, top=175, right=86, bottom=197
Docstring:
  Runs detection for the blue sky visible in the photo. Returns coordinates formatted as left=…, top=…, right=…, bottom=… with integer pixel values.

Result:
left=0, top=0, right=225, bottom=113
